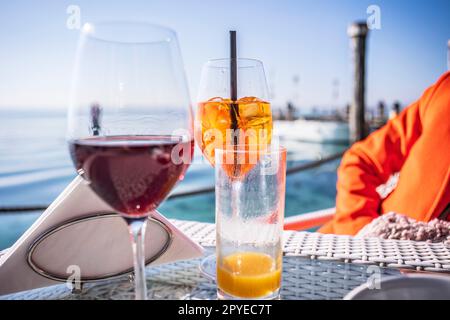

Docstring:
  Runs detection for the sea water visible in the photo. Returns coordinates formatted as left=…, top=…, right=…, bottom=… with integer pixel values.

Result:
left=0, top=110, right=346, bottom=250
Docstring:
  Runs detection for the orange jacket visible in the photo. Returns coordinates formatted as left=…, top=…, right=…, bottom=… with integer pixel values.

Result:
left=320, top=72, right=450, bottom=235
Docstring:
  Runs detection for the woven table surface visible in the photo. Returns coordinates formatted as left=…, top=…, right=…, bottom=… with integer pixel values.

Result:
left=2, top=251, right=401, bottom=300
left=2, top=219, right=450, bottom=300
left=174, top=220, right=450, bottom=273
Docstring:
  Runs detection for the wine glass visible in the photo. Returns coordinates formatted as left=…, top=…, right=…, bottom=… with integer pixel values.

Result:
left=195, top=58, right=273, bottom=278
left=67, top=22, right=193, bottom=300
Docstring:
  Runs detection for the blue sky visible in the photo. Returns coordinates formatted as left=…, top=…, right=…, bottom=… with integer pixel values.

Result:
left=0, top=0, right=449, bottom=111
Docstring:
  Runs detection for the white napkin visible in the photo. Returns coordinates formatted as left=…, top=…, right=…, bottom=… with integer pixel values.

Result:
left=0, top=176, right=204, bottom=295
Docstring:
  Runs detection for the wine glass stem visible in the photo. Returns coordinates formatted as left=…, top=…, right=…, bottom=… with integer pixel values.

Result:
left=127, top=218, right=148, bottom=300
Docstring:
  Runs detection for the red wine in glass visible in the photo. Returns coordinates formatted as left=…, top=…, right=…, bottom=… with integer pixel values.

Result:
left=69, top=135, right=193, bottom=218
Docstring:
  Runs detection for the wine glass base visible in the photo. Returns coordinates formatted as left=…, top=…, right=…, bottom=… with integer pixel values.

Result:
left=199, top=254, right=216, bottom=281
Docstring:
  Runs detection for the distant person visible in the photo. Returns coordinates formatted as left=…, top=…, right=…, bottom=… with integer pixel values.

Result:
left=286, top=102, right=296, bottom=121
left=377, top=101, right=386, bottom=122
left=389, top=101, right=401, bottom=119
left=320, top=72, right=450, bottom=235
left=90, top=103, right=102, bottom=136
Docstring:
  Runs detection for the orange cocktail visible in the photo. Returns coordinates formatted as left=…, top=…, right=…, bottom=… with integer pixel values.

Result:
left=195, top=96, right=272, bottom=179
left=217, top=252, right=282, bottom=299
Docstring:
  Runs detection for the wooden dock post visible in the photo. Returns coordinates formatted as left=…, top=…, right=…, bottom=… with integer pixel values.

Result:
left=348, top=22, right=369, bottom=142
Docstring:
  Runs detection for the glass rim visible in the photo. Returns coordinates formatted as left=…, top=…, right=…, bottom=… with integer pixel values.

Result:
left=205, top=58, right=264, bottom=69
left=214, top=144, right=287, bottom=155
left=80, top=21, right=177, bottom=45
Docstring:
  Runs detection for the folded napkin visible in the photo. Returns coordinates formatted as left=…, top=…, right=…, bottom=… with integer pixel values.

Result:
left=0, top=176, right=204, bottom=295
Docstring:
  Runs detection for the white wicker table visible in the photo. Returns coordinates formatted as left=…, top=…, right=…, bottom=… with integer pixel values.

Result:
left=2, top=219, right=450, bottom=300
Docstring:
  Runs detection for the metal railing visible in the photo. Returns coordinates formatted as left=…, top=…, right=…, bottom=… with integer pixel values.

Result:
left=0, top=151, right=345, bottom=214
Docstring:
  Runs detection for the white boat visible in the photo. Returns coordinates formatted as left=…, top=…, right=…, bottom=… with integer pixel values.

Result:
left=274, top=119, right=349, bottom=144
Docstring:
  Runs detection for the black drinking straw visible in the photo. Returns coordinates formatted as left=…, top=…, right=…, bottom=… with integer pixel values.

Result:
left=229, top=31, right=240, bottom=178
left=230, top=31, right=239, bottom=141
